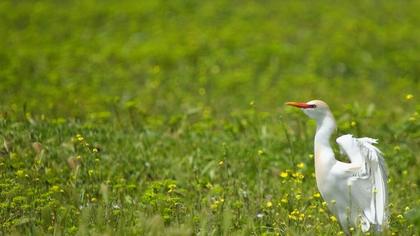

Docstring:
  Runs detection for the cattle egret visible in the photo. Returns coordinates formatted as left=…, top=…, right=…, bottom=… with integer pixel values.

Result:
left=286, top=100, right=388, bottom=234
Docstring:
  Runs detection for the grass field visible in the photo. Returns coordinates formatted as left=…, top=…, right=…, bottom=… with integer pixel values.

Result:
left=0, top=0, right=419, bottom=235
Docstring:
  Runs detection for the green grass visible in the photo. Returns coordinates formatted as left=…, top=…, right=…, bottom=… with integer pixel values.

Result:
left=0, top=0, right=419, bottom=235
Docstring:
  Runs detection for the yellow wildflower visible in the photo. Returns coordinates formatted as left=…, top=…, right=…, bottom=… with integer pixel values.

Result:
left=168, top=184, right=177, bottom=193
left=280, top=171, right=288, bottom=178
left=15, top=170, right=25, bottom=177
left=50, top=185, right=60, bottom=192
left=330, top=216, right=337, bottom=222
left=297, top=162, right=305, bottom=169
left=288, top=209, right=304, bottom=221
left=313, top=193, right=321, bottom=198
left=299, top=213, right=305, bottom=221
left=266, top=201, right=273, bottom=208
left=292, top=172, right=304, bottom=180
left=210, top=198, right=224, bottom=210
left=405, top=94, right=413, bottom=100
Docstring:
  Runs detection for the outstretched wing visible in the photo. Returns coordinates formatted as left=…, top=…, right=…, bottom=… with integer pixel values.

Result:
left=336, top=134, right=388, bottom=231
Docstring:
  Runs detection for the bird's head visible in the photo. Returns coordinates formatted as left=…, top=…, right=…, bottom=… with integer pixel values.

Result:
left=286, top=100, right=332, bottom=122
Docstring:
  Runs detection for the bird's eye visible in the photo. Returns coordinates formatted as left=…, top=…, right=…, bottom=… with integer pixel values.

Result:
left=309, top=104, right=317, bottom=108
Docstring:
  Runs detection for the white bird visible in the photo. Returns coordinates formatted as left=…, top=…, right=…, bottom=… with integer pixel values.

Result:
left=286, top=100, right=388, bottom=234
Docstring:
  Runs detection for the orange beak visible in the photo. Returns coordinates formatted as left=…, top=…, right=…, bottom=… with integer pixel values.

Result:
left=285, top=101, right=314, bottom=109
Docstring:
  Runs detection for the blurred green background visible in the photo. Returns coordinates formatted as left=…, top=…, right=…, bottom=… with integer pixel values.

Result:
left=0, top=0, right=419, bottom=235
left=1, top=0, right=418, bottom=120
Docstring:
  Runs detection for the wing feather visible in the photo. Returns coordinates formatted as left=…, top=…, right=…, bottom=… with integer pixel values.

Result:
left=336, top=134, right=388, bottom=231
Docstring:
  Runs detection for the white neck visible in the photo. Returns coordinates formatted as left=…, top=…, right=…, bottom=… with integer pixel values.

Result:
left=314, top=112, right=336, bottom=163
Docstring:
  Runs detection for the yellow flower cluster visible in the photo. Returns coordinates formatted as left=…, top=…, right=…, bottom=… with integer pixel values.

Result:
left=279, top=169, right=305, bottom=183
left=73, top=134, right=101, bottom=153
left=292, top=172, right=305, bottom=184
left=280, top=196, right=288, bottom=204
left=167, top=184, right=177, bottom=193
left=288, top=209, right=305, bottom=221
left=292, top=172, right=304, bottom=180
left=210, top=198, right=224, bottom=210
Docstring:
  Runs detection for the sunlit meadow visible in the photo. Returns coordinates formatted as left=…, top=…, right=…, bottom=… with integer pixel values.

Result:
left=0, top=1, right=419, bottom=235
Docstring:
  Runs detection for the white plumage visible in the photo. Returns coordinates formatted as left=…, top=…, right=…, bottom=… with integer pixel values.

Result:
left=286, top=100, right=388, bottom=234
left=336, top=134, right=388, bottom=232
